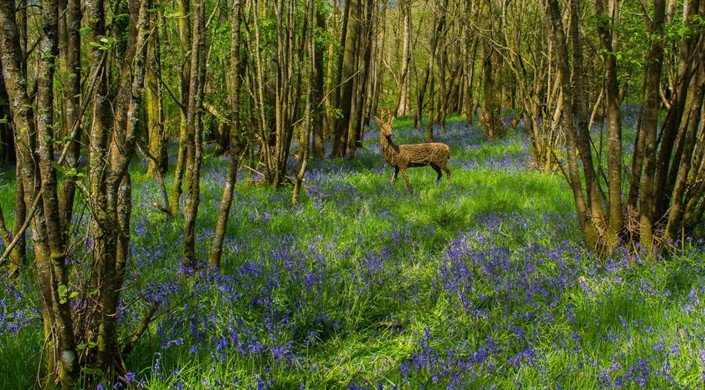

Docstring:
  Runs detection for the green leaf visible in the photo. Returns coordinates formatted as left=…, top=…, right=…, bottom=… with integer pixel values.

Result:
left=58, top=284, right=68, bottom=304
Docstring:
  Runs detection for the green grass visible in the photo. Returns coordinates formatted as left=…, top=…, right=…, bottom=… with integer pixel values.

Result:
left=1, top=117, right=705, bottom=389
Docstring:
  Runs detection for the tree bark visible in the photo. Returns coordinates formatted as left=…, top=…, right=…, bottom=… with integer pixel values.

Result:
left=183, top=0, right=206, bottom=269
left=636, top=0, right=666, bottom=249
left=209, top=0, right=243, bottom=270
left=0, top=0, right=79, bottom=386
left=547, top=0, right=601, bottom=249
left=479, top=0, right=502, bottom=138
left=58, top=0, right=82, bottom=248
left=170, top=0, right=192, bottom=216
left=396, top=0, right=412, bottom=116
left=595, top=0, right=623, bottom=247
left=146, top=6, right=168, bottom=178
left=332, top=0, right=354, bottom=157
left=312, top=7, right=327, bottom=158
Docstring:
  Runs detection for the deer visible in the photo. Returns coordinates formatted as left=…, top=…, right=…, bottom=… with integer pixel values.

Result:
left=375, top=110, right=451, bottom=191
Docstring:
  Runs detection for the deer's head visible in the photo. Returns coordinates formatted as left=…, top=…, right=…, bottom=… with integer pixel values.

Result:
left=376, top=109, right=394, bottom=138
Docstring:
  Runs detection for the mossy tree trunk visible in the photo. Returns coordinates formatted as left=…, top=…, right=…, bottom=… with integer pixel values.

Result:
left=0, top=0, right=79, bottom=387
left=209, top=0, right=244, bottom=270
left=146, top=6, right=168, bottom=179
left=170, top=0, right=192, bottom=216
left=183, top=0, right=206, bottom=269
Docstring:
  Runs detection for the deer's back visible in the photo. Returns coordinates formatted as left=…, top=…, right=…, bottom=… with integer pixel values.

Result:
left=398, top=143, right=450, bottom=164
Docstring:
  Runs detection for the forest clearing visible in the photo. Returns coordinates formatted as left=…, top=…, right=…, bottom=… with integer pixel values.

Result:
left=1, top=0, right=705, bottom=388
left=2, top=116, right=705, bottom=388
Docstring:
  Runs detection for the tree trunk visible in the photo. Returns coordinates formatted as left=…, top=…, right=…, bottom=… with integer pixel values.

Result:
left=58, top=0, right=82, bottom=248
left=311, top=7, right=326, bottom=158
left=636, top=0, right=666, bottom=249
left=87, top=0, right=150, bottom=377
left=396, top=0, right=412, bottom=116
left=294, top=0, right=316, bottom=205
left=183, top=0, right=206, bottom=269
left=347, top=0, right=369, bottom=158
left=595, top=0, right=623, bottom=247
left=170, top=0, right=192, bottom=216
left=332, top=0, right=354, bottom=157
left=1, top=0, right=80, bottom=386
left=547, top=0, right=601, bottom=249
left=146, top=6, right=168, bottom=178
left=0, top=63, right=14, bottom=164
left=210, top=0, right=243, bottom=270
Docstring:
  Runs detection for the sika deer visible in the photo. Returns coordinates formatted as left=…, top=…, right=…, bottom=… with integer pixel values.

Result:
left=376, top=110, right=451, bottom=191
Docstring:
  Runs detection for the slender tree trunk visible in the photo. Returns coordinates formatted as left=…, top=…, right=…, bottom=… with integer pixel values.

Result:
left=85, top=0, right=150, bottom=377
left=596, top=0, right=623, bottom=247
left=183, top=0, right=206, bottom=269
left=58, top=0, right=81, bottom=246
left=210, top=0, right=243, bottom=270
left=294, top=0, right=315, bottom=205
left=396, top=0, right=412, bottom=116
left=665, top=47, right=705, bottom=239
left=332, top=0, right=353, bottom=157
left=637, top=0, right=666, bottom=249
left=37, top=1, right=79, bottom=386
left=1, top=0, right=80, bottom=386
left=312, top=7, right=326, bottom=158
left=347, top=0, right=369, bottom=158
left=170, top=0, right=192, bottom=215
left=547, top=0, right=601, bottom=249
left=146, top=6, right=167, bottom=178
left=571, top=0, right=605, bottom=234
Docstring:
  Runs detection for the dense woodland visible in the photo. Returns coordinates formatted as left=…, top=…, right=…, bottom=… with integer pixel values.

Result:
left=0, top=0, right=705, bottom=388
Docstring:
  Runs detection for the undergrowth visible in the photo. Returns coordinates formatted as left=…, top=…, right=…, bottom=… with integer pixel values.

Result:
left=1, top=117, right=704, bottom=389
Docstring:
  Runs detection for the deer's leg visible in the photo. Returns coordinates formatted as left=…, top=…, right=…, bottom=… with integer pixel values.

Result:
left=391, top=167, right=399, bottom=185
left=401, top=168, right=411, bottom=191
left=431, top=164, right=442, bottom=182
left=439, top=161, right=451, bottom=183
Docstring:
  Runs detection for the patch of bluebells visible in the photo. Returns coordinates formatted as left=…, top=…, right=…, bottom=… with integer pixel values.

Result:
left=0, top=281, right=41, bottom=335
left=4, top=119, right=705, bottom=389
left=394, top=211, right=705, bottom=388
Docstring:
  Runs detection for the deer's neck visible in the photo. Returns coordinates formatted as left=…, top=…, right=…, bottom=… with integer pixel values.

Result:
left=380, top=133, right=399, bottom=158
